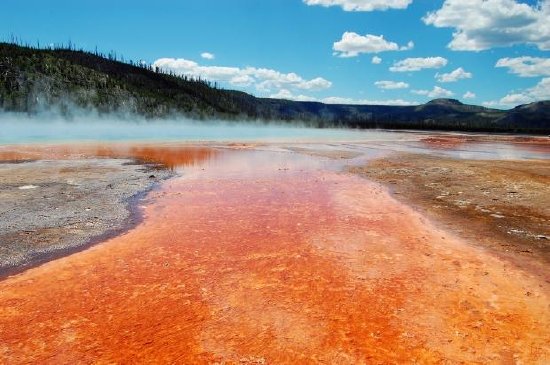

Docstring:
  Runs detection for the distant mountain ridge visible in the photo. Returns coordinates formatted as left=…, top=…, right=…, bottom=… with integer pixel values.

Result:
left=1, top=42, right=549, bottom=133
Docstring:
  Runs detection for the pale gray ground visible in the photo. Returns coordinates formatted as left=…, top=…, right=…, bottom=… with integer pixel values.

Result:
left=0, top=158, right=173, bottom=274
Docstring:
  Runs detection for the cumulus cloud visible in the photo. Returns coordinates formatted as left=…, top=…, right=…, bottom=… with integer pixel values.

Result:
left=321, top=96, right=417, bottom=105
left=371, top=56, right=382, bottom=64
left=374, top=80, right=409, bottom=89
left=495, top=56, right=550, bottom=77
left=269, top=89, right=318, bottom=101
left=299, top=77, right=334, bottom=90
left=200, top=52, right=215, bottom=60
left=463, top=91, right=476, bottom=99
left=333, top=32, right=413, bottom=57
left=481, top=100, right=504, bottom=108
left=423, top=0, right=550, bottom=51
left=497, top=77, right=550, bottom=106
left=412, top=86, right=454, bottom=98
left=152, top=58, right=332, bottom=92
left=268, top=89, right=417, bottom=105
left=435, top=67, right=472, bottom=82
left=390, top=57, right=448, bottom=72
left=303, top=0, right=413, bottom=12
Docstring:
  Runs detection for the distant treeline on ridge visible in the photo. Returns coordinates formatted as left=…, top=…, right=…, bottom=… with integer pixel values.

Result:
left=0, top=40, right=549, bottom=133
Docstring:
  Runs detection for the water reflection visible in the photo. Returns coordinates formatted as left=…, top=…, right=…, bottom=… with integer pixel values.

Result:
left=339, top=140, right=550, bottom=160
left=2, top=139, right=548, bottom=363
left=419, top=135, right=468, bottom=150
left=98, top=146, right=219, bottom=170
left=0, top=134, right=548, bottom=170
left=416, top=134, right=550, bottom=160
left=0, top=144, right=220, bottom=170
left=512, top=141, right=550, bottom=155
left=176, top=148, right=336, bottom=180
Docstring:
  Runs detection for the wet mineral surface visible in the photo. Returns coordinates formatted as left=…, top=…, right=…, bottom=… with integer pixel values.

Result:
left=0, top=158, right=173, bottom=274
left=351, top=153, right=550, bottom=274
left=0, top=139, right=549, bottom=363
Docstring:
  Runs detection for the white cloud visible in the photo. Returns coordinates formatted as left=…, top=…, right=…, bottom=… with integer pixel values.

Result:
left=152, top=58, right=332, bottom=92
left=333, top=32, right=413, bottom=57
left=497, top=77, right=550, bottom=106
left=200, top=52, right=215, bottom=60
left=482, top=100, right=503, bottom=108
left=412, top=86, right=454, bottom=98
left=495, top=56, right=550, bottom=77
left=268, top=89, right=417, bottom=105
left=374, top=80, right=409, bottom=89
left=436, top=67, right=472, bottom=82
left=423, top=0, right=550, bottom=51
left=371, top=56, right=382, bottom=64
left=401, top=41, right=415, bottom=51
left=390, top=57, right=448, bottom=72
left=499, top=93, right=531, bottom=106
left=269, top=89, right=318, bottom=102
left=463, top=91, right=476, bottom=99
left=298, top=77, right=333, bottom=90
left=303, top=0, right=413, bottom=12
left=322, top=96, right=417, bottom=105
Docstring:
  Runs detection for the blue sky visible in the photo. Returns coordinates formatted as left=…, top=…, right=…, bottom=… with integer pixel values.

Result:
left=1, top=0, right=549, bottom=108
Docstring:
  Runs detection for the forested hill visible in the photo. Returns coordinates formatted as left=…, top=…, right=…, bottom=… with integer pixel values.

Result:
left=1, top=42, right=549, bottom=133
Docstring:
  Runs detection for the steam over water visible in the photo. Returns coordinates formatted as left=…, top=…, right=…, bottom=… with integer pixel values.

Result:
left=1, top=113, right=548, bottom=161
left=0, top=114, right=402, bottom=144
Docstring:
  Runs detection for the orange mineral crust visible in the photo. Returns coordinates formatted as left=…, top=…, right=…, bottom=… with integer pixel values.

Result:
left=0, top=149, right=549, bottom=364
left=0, top=144, right=218, bottom=169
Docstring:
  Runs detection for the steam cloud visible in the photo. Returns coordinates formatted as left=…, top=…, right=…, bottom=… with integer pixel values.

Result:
left=0, top=111, right=368, bottom=144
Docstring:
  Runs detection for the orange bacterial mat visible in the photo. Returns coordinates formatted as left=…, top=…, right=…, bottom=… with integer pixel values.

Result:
left=0, top=146, right=548, bottom=364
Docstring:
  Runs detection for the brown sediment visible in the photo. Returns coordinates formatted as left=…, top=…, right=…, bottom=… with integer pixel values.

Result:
left=419, top=134, right=550, bottom=154
left=419, top=134, right=550, bottom=145
left=0, top=148, right=548, bottom=363
left=420, top=135, right=470, bottom=149
left=351, top=154, right=550, bottom=280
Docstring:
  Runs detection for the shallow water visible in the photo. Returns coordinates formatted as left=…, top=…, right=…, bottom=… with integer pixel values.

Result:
left=309, top=139, right=550, bottom=160
left=0, top=144, right=548, bottom=363
left=2, top=111, right=549, bottom=161
left=1, top=132, right=549, bottom=168
left=0, top=129, right=549, bottom=362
